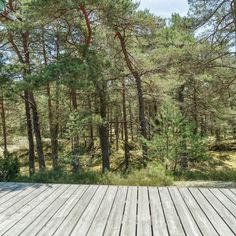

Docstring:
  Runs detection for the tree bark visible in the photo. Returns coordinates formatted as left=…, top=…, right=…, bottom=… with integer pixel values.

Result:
left=29, top=92, right=46, bottom=169
left=0, top=94, right=8, bottom=158
left=122, top=78, right=130, bottom=169
left=98, top=81, right=110, bottom=172
left=24, top=91, right=35, bottom=176
left=116, top=31, right=148, bottom=161
left=47, top=84, right=59, bottom=169
left=42, top=28, right=59, bottom=169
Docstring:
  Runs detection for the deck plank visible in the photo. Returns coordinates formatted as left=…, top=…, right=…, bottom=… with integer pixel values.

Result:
left=189, top=188, right=234, bottom=236
left=20, top=185, right=79, bottom=235
left=3, top=184, right=70, bottom=236
left=87, top=186, right=118, bottom=236
left=178, top=187, right=218, bottom=236
left=137, top=187, right=152, bottom=236
left=159, top=187, right=185, bottom=236
left=103, top=186, right=128, bottom=236
left=37, top=185, right=88, bottom=236
left=169, top=187, right=202, bottom=236
left=230, top=189, right=236, bottom=195
left=0, top=183, right=234, bottom=236
left=120, top=186, right=138, bottom=236
left=54, top=185, right=99, bottom=235
left=220, top=189, right=236, bottom=205
left=199, top=188, right=236, bottom=234
left=0, top=184, right=39, bottom=214
left=70, top=185, right=108, bottom=235
left=148, top=187, right=168, bottom=236
left=0, top=183, right=30, bottom=202
left=0, top=184, right=60, bottom=234
left=210, top=188, right=236, bottom=217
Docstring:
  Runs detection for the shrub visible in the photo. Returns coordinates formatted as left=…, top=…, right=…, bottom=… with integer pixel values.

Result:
left=0, top=154, right=20, bottom=181
left=146, top=102, right=209, bottom=171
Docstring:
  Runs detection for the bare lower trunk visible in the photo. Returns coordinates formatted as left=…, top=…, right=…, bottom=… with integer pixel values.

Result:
left=24, top=91, right=35, bottom=176
left=98, top=82, right=110, bottom=172
left=29, top=92, right=45, bottom=170
left=0, top=94, right=8, bottom=158
left=129, top=103, right=134, bottom=141
left=47, top=84, right=59, bottom=169
left=122, top=78, right=130, bottom=169
left=70, top=89, right=80, bottom=172
left=135, top=74, right=148, bottom=161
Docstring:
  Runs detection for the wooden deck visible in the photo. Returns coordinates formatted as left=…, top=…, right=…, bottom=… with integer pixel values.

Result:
left=0, top=183, right=235, bottom=235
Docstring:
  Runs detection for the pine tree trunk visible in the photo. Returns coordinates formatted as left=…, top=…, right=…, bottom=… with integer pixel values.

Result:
left=42, top=28, right=59, bottom=169
left=193, top=84, right=198, bottom=134
left=29, top=92, right=46, bottom=169
left=116, top=32, right=148, bottom=162
left=122, top=78, right=130, bottom=169
left=115, top=115, right=119, bottom=151
left=129, top=103, right=134, bottom=141
left=47, top=84, right=59, bottom=169
left=88, top=97, right=94, bottom=153
left=0, top=94, right=8, bottom=158
left=24, top=91, right=35, bottom=176
left=70, top=89, right=80, bottom=172
left=98, top=82, right=110, bottom=172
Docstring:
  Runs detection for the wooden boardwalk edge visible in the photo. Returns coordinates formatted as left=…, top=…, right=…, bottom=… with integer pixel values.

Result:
left=0, top=183, right=235, bottom=236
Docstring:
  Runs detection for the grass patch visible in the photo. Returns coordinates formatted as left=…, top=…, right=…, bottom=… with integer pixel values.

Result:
left=11, top=164, right=173, bottom=186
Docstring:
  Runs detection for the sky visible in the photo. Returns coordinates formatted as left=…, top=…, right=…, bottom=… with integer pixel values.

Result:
left=135, top=0, right=189, bottom=18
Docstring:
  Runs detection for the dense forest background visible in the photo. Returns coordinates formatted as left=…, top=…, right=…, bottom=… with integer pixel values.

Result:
left=0, top=0, right=235, bottom=185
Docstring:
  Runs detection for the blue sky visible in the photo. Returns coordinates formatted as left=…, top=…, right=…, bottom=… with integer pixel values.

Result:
left=135, top=0, right=189, bottom=18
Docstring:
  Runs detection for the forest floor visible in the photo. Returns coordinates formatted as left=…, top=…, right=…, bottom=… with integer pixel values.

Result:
left=1, top=136, right=236, bottom=186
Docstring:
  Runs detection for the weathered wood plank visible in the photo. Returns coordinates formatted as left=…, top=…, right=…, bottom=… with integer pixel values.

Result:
left=220, top=189, right=236, bottom=205
left=37, top=185, right=88, bottom=236
left=0, top=183, right=234, bottom=236
left=54, top=185, right=98, bottom=235
left=0, top=184, right=60, bottom=234
left=103, top=186, right=128, bottom=236
left=189, top=188, right=234, bottom=236
left=169, top=187, right=202, bottom=236
left=120, top=186, right=138, bottom=236
left=210, top=188, right=236, bottom=217
left=137, top=187, right=152, bottom=236
left=199, top=188, right=236, bottom=234
left=0, top=183, right=29, bottom=201
left=3, top=184, right=70, bottom=236
left=0, top=184, right=39, bottom=214
left=148, top=187, right=168, bottom=236
left=159, top=187, right=185, bottom=236
left=179, top=187, right=218, bottom=236
left=0, top=184, right=48, bottom=222
left=230, top=189, right=236, bottom=195
left=87, top=186, right=118, bottom=236
left=20, top=185, right=79, bottom=235
left=70, top=185, right=108, bottom=235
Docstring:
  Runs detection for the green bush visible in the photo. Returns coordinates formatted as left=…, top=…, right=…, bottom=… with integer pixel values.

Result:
left=146, top=102, right=209, bottom=171
left=0, top=154, right=20, bottom=181
left=175, top=168, right=236, bottom=182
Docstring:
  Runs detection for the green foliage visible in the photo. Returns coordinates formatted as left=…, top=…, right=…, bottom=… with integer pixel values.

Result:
left=0, top=154, right=20, bottom=181
left=13, top=164, right=173, bottom=186
left=0, top=0, right=6, bottom=11
left=175, top=168, right=236, bottom=182
left=146, top=102, right=209, bottom=171
left=66, top=111, right=103, bottom=140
